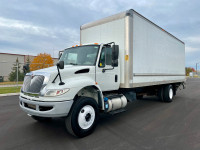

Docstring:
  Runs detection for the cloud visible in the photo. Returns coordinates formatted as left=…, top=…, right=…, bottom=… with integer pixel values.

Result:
left=0, top=16, right=79, bottom=55
left=0, top=17, right=57, bottom=38
left=0, top=0, right=199, bottom=68
left=60, top=0, right=155, bottom=15
left=185, top=36, right=200, bottom=43
left=185, top=46, right=199, bottom=53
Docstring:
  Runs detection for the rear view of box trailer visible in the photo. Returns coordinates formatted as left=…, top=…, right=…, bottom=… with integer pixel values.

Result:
left=81, top=9, right=185, bottom=88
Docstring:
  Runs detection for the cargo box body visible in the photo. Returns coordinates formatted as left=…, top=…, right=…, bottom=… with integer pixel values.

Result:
left=80, top=9, right=185, bottom=88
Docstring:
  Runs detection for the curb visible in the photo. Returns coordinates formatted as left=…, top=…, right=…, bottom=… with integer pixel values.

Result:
left=0, top=93, right=20, bottom=97
left=0, top=84, right=23, bottom=87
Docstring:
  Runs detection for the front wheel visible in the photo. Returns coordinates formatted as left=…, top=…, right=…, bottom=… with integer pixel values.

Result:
left=65, top=97, right=99, bottom=137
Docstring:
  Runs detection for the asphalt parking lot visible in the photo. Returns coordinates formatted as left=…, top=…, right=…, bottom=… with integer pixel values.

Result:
left=0, top=78, right=200, bottom=150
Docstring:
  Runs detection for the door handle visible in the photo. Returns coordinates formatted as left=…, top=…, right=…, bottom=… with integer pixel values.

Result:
left=115, top=75, right=118, bottom=82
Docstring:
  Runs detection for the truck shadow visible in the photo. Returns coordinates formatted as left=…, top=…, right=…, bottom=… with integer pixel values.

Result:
left=28, top=117, right=76, bottom=139
left=27, top=96, right=167, bottom=139
left=99, top=96, right=163, bottom=124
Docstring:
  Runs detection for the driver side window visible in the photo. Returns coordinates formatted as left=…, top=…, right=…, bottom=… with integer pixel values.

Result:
left=98, top=47, right=112, bottom=68
left=99, top=48, right=105, bottom=68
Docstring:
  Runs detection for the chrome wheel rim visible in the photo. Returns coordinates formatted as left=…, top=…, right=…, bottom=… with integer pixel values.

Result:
left=78, top=105, right=95, bottom=130
left=169, top=88, right=173, bottom=99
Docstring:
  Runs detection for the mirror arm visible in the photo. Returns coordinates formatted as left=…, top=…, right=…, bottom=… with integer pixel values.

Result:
left=102, top=67, right=114, bottom=73
left=52, top=73, right=58, bottom=83
left=52, top=65, right=65, bottom=85
left=104, top=42, right=115, bottom=46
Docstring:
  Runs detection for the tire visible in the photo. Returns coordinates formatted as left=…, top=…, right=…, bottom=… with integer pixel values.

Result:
left=65, top=97, right=99, bottom=137
left=136, top=94, right=143, bottom=100
left=163, top=85, right=173, bottom=102
left=31, top=116, right=52, bottom=122
left=158, top=87, right=164, bottom=101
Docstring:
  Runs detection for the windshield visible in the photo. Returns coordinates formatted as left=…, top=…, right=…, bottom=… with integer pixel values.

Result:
left=60, top=45, right=100, bottom=66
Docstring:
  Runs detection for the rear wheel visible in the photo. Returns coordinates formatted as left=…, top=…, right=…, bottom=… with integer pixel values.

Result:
left=163, top=85, right=173, bottom=102
left=65, top=97, right=99, bottom=137
left=158, top=86, right=164, bottom=101
left=136, top=94, right=143, bottom=100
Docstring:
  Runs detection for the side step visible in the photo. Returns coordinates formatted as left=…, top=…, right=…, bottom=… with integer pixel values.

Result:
left=108, top=108, right=127, bottom=115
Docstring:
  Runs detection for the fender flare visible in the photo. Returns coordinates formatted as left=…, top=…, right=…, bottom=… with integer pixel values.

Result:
left=73, top=84, right=104, bottom=110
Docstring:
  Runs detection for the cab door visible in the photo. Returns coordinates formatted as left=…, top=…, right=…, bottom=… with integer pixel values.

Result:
left=96, top=45, right=120, bottom=91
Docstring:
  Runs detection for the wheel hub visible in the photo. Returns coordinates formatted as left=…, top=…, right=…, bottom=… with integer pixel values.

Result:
left=78, top=105, right=95, bottom=130
left=85, top=113, right=91, bottom=122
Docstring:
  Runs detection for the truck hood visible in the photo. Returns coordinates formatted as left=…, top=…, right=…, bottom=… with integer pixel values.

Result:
left=32, top=65, right=91, bottom=74
left=29, top=65, right=95, bottom=85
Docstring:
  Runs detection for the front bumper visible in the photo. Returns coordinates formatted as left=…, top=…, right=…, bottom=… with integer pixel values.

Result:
left=19, top=96, right=73, bottom=117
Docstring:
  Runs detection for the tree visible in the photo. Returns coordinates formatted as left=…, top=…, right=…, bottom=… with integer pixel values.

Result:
left=30, top=53, right=54, bottom=71
left=192, top=68, right=196, bottom=72
left=23, top=55, right=31, bottom=74
left=9, top=58, right=24, bottom=81
left=185, top=67, right=195, bottom=76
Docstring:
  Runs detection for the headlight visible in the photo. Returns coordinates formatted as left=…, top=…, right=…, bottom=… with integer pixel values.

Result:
left=44, top=89, right=69, bottom=97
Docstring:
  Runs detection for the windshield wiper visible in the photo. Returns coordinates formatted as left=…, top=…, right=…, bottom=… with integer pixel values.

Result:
left=69, top=63, right=78, bottom=65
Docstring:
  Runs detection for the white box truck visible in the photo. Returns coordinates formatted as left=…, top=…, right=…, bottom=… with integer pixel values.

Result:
left=19, top=9, right=185, bottom=137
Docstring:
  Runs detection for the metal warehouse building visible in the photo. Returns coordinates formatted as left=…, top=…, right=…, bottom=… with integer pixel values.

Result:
left=0, top=53, right=58, bottom=81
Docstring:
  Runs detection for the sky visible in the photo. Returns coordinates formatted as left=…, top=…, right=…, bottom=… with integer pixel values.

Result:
left=0, top=0, right=199, bottom=68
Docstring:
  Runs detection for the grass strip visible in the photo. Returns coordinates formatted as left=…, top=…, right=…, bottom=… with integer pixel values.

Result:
left=0, top=86, right=21, bottom=94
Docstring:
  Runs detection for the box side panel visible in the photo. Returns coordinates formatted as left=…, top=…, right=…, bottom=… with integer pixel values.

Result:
left=81, top=18, right=126, bottom=84
left=132, top=13, right=185, bottom=87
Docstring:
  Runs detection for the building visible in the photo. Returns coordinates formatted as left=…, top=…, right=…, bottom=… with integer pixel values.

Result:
left=0, top=53, right=58, bottom=81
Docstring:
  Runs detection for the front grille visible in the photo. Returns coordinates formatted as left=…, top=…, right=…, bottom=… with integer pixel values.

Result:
left=23, top=75, right=45, bottom=93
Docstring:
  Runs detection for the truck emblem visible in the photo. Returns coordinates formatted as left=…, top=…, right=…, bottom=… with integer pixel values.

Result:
left=30, top=74, right=35, bottom=86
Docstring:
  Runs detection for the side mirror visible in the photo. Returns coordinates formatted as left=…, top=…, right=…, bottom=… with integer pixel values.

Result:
left=57, top=61, right=64, bottom=69
left=112, top=60, right=118, bottom=67
left=112, top=45, right=119, bottom=67
left=112, top=45, right=119, bottom=61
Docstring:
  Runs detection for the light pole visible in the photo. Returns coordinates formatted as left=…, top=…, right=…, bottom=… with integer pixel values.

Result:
left=16, top=62, right=19, bottom=87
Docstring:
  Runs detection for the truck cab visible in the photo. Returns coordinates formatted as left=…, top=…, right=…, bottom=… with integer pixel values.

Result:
left=19, top=43, right=122, bottom=137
